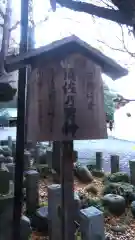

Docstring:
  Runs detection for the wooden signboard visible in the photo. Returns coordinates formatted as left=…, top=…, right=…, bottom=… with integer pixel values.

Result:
left=27, top=54, right=107, bottom=142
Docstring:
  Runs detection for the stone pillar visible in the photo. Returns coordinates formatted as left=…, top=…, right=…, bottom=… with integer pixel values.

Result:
left=80, top=206, right=105, bottom=240
left=110, top=155, right=119, bottom=173
left=24, top=151, right=31, bottom=171
left=48, top=184, right=61, bottom=240
left=0, top=154, right=5, bottom=167
left=34, top=144, right=40, bottom=166
left=96, top=152, right=102, bottom=171
left=20, top=215, right=32, bottom=240
left=0, top=206, right=31, bottom=240
left=0, top=200, right=14, bottom=240
left=129, top=159, right=135, bottom=185
left=12, top=142, right=16, bottom=159
left=7, top=136, right=12, bottom=151
left=48, top=184, right=80, bottom=240
left=25, top=170, right=39, bottom=216
left=46, top=150, right=52, bottom=169
left=5, top=163, right=15, bottom=181
left=0, top=169, right=10, bottom=195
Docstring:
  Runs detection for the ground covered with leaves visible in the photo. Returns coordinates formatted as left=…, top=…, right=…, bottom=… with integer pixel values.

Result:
left=30, top=169, right=135, bottom=240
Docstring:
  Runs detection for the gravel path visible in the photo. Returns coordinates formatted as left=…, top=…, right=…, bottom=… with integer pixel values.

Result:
left=74, top=138, right=135, bottom=174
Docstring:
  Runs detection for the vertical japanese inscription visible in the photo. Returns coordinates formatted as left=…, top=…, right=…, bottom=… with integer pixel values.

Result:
left=62, top=64, right=79, bottom=138
left=47, top=68, right=56, bottom=133
left=86, top=70, right=95, bottom=110
left=27, top=56, right=107, bottom=142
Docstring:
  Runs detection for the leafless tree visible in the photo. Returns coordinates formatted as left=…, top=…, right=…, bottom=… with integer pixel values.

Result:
left=97, top=0, right=135, bottom=58
left=56, top=0, right=135, bottom=59
left=0, top=0, right=21, bottom=78
left=0, top=0, right=49, bottom=76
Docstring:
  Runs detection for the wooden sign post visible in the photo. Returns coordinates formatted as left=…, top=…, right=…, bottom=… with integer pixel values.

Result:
left=5, top=35, right=128, bottom=240
left=27, top=54, right=105, bottom=240
left=26, top=54, right=107, bottom=240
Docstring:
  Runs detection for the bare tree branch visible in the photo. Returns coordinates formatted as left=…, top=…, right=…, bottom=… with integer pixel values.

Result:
left=118, top=25, right=135, bottom=57
left=0, top=7, right=5, bottom=19
left=10, top=37, right=18, bottom=46
left=29, top=16, right=49, bottom=27
left=57, top=0, right=135, bottom=58
left=97, top=39, right=128, bottom=53
left=9, top=21, right=20, bottom=32
left=98, top=30, right=135, bottom=58
left=95, top=0, right=135, bottom=58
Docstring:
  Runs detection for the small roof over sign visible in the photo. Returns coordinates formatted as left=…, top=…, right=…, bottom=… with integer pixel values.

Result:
left=5, top=35, right=128, bottom=80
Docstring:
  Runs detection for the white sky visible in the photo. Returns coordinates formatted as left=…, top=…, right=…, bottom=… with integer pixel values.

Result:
left=10, top=0, right=135, bottom=140
left=11, top=0, right=135, bottom=99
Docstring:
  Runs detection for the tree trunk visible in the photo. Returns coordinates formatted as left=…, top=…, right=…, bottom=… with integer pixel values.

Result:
left=0, top=0, right=12, bottom=76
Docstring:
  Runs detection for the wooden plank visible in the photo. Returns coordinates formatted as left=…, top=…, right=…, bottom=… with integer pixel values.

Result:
left=5, top=35, right=128, bottom=80
left=27, top=54, right=107, bottom=142
left=12, top=0, right=29, bottom=239
left=60, top=141, right=75, bottom=240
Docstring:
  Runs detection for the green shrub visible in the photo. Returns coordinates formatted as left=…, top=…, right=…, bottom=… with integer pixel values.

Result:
left=39, top=201, right=48, bottom=207
left=103, top=172, right=130, bottom=184
left=102, top=182, right=135, bottom=205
